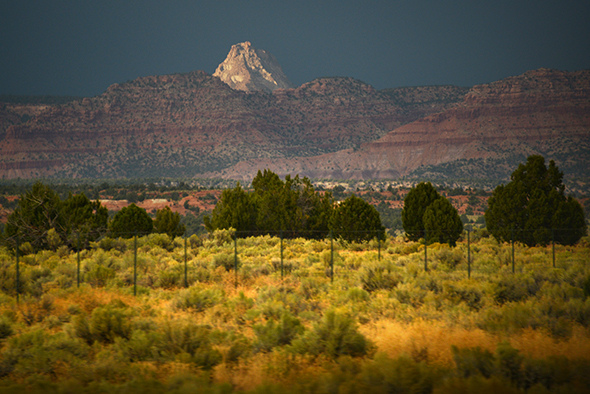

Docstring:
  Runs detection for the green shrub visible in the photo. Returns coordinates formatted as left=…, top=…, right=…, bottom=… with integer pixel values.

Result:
left=493, top=275, right=534, bottom=305
left=355, top=353, right=439, bottom=394
left=346, top=287, right=370, bottom=303
left=253, top=311, right=304, bottom=353
left=73, top=305, right=132, bottom=345
left=434, top=247, right=465, bottom=269
left=496, top=342, right=524, bottom=386
left=213, top=252, right=239, bottom=272
left=360, top=265, right=401, bottom=292
left=452, top=345, right=496, bottom=378
left=97, top=237, right=128, bottom=252
left=157, top=320, right=222, bottom=369
left=85, top=264, right=116, bottom=287
left=0, top=316, right=14, bottom=340
left=115, top=329, right=161, bottom=362
left=290, top=310, right=374, bottom=359
left=172, top=286, right=223, bottom=312
left=443, top=281, right=483, bottom=310
left=157, top=269, right=182, bottom=289
left=0, top=330, right=89, bottom=379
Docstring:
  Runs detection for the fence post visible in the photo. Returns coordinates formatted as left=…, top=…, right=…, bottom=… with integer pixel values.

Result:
left=424, top=230, right=428, bottom=272
left=467, top=228, right=471, bottom=279
left=134, top=233, right=137, bottom=296
left=234, top=233, right=238, bottom=288
left=511, top=228, right=515, bottom=274
left=77, top=233, right=81, bottom=288
left=184, top=235, right=188, bottom=288
left=552, top=228, right=556, bottom=268
left=15, top=235, right=19, bottom=304
left=280, top=230, right=284, bottom=280
left=330, top=230, right=334, bottom=283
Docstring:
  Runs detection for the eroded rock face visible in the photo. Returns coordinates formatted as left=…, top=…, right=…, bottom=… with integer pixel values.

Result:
left=212, top=69, right=590, bottom=185
left=213, top=41, right=294, bottom=93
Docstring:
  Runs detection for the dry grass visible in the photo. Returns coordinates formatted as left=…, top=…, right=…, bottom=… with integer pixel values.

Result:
left=362, top=318, right=590, bottom=367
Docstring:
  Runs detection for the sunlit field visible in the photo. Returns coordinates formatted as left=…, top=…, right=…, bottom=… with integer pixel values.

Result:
left=1, top=231, right=590, bottom=393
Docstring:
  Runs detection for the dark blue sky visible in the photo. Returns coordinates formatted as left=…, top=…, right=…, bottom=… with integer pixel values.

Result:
left=1, top=0, right=589, bottom=96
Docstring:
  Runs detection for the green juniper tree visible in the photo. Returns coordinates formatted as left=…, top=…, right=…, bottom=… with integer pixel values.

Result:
left=205, top=170, right=334, bottom=239
left=109, top=203, right=153, bottom=238
left=331, top=195, right=385, bottom=243
left=5, top=182, right=63, bottom=251
left=402, top=182, right=441, bottom=241
left=204, top=183, right=257, bottom=234
left=485, top=155, right=587, bottom=246
left=423, top=197, right=463, bottom=246
left=62, top=192, right=108, bottom=248
left=5, top=182, right=108, bottom=251
left=154, top=206, right=186, bottom=238
left=402, top=182, right=463, bottom=246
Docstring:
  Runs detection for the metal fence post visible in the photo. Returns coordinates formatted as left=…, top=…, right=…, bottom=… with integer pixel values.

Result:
left=511, top=228, right=515, bottom=274
left=184, top=235, right=188, bottom=288
left=15, top=235, right=19, bottom=304
left=424, top=230, right=428, bottom=272
left=234, top=232, right=238, bottom=288
left=280, top=230, right=284, bottom=280
left=467, top=228, right=471, bottom=279
left=134, top=233, right=137, bottom=296
left=330, top=230, right=334, bottom=283
left=552, top=228, right=556, bottom=268
left=77, top=233, right=81, bottom=288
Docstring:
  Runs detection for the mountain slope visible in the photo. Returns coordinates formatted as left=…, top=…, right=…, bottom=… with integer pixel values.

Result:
left=212, top=69, right=590, bottom=185
left=1, top=74, right=445, bottom=178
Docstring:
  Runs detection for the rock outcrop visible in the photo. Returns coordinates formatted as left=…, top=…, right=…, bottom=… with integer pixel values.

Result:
left=213, top=41, right=294, bottom=93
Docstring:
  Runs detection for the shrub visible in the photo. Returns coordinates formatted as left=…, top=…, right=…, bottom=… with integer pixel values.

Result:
left=73, top=305, right=132, bottom=345
left=97, top=237, right=127, bottom=252
left=253, top=311, right=304, bottom=353
left=213, top=252, right=239, bottom=272
left=493, top=275, right=534, bottom=305
left=434, top=247, right=465, bottom=269
left=443, top=281, right=484, bottom=310
left=290, top=310, right=375, bottom=359
left=360, top=265, right=401, bottom=292
left=0, top=316, right=14, bottom=340
left=157, top=269, right=182, bottom=289
left=85, top=264, right=116, bottom=287
left=173, top=286, right=223, bottom=312
left=0, top=330, right=89, bottom=379
left=355, top=353, right=439, bottom=394
left=157, top=320, right=222, bottom=369
left=452, top=345, right=496, bottom=378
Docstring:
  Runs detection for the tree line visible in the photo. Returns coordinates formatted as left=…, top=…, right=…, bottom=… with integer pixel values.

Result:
left=1, top=155, right=586, bottom=252
left=204, top=169, right=385, bottom=243
left=2, top=183, right=185, bottom=252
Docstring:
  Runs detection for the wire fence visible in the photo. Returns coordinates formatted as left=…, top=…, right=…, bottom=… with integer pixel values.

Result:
left=1, top=227, right=587, bottom=302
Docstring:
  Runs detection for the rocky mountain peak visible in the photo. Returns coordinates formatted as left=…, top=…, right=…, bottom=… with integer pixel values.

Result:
left=213, top=41, right=294, bottom=93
